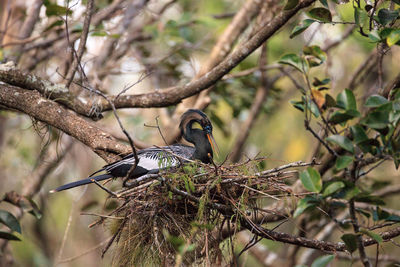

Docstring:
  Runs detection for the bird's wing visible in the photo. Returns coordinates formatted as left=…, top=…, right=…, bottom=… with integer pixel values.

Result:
left=136, top=147, right=184, bottom=170
left=50, top=145, right=195, bottom=192
left=103, top=146, right=189, bottom=174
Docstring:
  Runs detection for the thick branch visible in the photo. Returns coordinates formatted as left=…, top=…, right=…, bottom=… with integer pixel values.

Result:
left=0, top=0, right=315, bottom=124
left=242, top=220, right=400, bottom=253
left=0, top=65, right=101, bottom=119
left=96, top=0, right=316, bottom=110
left=0, top=83, right=129, bottom=161
left=167, top=0, right=264, bottom=143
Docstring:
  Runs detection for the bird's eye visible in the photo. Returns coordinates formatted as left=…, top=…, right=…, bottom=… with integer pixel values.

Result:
left=191, top=122, right=203, bottom=130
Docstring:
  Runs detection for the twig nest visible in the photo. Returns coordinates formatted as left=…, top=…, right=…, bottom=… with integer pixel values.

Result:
left=91, top=159, right=317, bottom=266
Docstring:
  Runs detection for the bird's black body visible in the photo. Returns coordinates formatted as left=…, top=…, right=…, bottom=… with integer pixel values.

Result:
left=51, top=109, right=218, bottom=192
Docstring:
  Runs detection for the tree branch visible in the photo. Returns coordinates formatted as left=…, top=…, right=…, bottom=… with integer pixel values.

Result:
left=93, top=0, right=316, bottom=110
left=65, top=0, right=95, bottom=88
left=0, top=65, right=102, bottom=120
left=241, top=219, right=400, bottom=253
left=0, top=83, right=130, bottom=161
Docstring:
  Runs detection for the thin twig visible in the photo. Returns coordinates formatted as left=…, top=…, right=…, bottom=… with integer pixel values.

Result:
left=257, top=159, right=319, bottom=176
left=90, top=178, right=118, bottom=197
left=349, top=160, right=371, bottom=267
left=57, top=203, right=75, bottom=262
left=80, top=212, right=125, bottom=220
left=65, top=0, right=95, bottom=88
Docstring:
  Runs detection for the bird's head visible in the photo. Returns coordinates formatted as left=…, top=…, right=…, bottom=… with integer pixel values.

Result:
left=179, top=109, right=219, bottom=158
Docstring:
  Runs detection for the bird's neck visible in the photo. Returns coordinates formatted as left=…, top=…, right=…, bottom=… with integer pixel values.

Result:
left=184, top=126, right=213, bottom=163
left=193, top=140, right=213, bottom=163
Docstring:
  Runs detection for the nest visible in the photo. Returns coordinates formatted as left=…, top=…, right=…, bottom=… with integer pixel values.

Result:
left=88, top=158, right=317, bottom=266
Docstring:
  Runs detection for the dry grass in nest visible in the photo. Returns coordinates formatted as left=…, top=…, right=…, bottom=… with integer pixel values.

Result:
left=88, top=158, right=318, bottom=266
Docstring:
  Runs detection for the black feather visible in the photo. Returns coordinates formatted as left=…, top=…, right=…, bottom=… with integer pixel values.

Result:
left=50, top=174, right=113, bottom=193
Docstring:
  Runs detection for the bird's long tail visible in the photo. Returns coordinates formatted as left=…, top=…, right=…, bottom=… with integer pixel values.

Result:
left=50, top=174, right=113, bottom=193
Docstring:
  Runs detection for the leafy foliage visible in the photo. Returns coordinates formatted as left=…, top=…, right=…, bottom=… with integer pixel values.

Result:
left=0, top=210, right=21, bottom=241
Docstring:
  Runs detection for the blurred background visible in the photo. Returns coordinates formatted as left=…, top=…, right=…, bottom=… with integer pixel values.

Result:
left=0, top=0, right=399, bottom=266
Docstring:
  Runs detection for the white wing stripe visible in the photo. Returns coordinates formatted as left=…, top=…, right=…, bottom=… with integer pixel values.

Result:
left=104, top=149, right=181, bottom=172
left=138, top=154, right=180, bottom=170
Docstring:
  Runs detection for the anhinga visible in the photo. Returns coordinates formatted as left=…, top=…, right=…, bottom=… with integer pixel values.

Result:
left=51, top=109, right=219, bottom=192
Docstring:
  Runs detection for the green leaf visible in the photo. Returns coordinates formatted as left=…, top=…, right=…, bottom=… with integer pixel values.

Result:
left=44, top=20, right=64, bottom=32
left=361, top=110, right=390, bottom=129
left=326, top=135, right=354, bottom=153
left=329, top=111, right=352, bottom=124
left=341, top=234, right=358, bottom=253
left=0, top=231, right=21, bottom=241
left=91, top=31, right=107, bottom=37
left=308, top=8, right=332, bottom=23
left=354, top=7, right=368, bottom=27
left=393, top=0, right=400, bottom=5
left=323, top=181, right=346, bottom=197
left=335, top=156, right=353, bottom=170
left=0, top=210, right=21, bottom=234
left=311, top=255, right=335, bottom=267
left=290, top=19, right=316, bottom=38
left=325, top=94, right=336, bottom=108
left=365, top=95, right=389, bottom=107
left=45, top=2, right=72, bottom=17
left=309, top=98, right=321, bottom=118
left=293, top=197, right=317, bottom=218
left=300, top=167, right=322, bottom=193
left=279, top=54, right=308, bottom=73
left=3, top=194, right=42, bottom=220
left=357, top=139, right=380, bottom=154
left=291, top=100, right=305, bottom=112
left=368, top=30, right=381, bottom=42
left=350, top=125, right=369, bottom=144
left=354, top=194, right=385, bottom=205
left=386, top=214, right=400, bottom=222
left=313, top=77, right=331, bottom=86
left=337, top=89, right=357, bottom=110
left=344, top=186, right=361, bottom=200
left=379, top=28, right=394, bottom=39
left=329, top=109, right=360, bottom=124
left=303, top=45, right=327, bottom=67
left=387, top=29, right=400, bottom=46
left=359, top=228, right=383, bottom=243
left=372, top=206, right=390, bottom=221
left=284, top=0, right=299, bottom=10
left=377, top=9, right=399, bottom=26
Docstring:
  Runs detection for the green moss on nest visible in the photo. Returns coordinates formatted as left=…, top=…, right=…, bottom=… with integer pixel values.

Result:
left=92, top=158, right=304, bottom=266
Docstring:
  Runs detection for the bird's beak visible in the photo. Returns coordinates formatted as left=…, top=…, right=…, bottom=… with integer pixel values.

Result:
left=207, top=133, right=220, bottom=158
